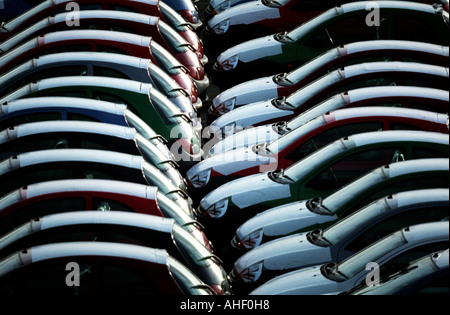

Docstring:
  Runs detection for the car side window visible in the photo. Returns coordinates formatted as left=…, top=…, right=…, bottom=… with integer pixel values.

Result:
left=305, top=147, right=402, bottom=190
left=41, top=44, right=91, bottom=55
left=0, top=260, right=93, bottom=295
left=0, top=135, right=70, bottom=161
left=93, top=66, right=130, bottom=79
left=344, top=205, right=449, bottom=254
left=0, top=197, right=85, bottom=236
left=0, top=112, right=61, bottom=131
left=285, top=121, right=383, bottom=161
left=92, top=198, right=136, bottom=212
left=392, top=13, right=441, bottom=44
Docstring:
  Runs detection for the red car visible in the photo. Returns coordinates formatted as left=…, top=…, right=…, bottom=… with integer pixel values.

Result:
left=0, top=29, right=199, bottom=105
left=1, top=10, right=209, bottom=98
left=187, top=106, right=449, bottom=190
left=0, top=178, right=211, bottom=251
left=0, top=241, right=217, bottom=295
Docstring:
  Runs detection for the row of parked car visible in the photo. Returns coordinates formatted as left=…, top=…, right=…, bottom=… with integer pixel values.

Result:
left=0, top=0, right=241, bottom=295
left=0, top=0, right=448, bottom=296
left=184, top=0, right=450, bottom=295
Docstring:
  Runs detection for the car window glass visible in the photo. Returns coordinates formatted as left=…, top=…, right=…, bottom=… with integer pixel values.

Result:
left=41, top=44, right=91, bottom=55
left=410, top=273, right=450, bottom=295
left=66, top=112, right=101, bottom=122
left=413, top=147, right=449, bottom=159
left=0, top=136, right=70, bottom=161
left=393, top=13, right=441, bottom=44
left=0, top=197, right=85, bottom=236
left=100, top=264, right=159, bottom=295
left=96, top=45, right=128, bottom=55
left=93, top=66, right=130, bottom=79
left=107, top=24, right=137, bottom=35
left=44, top=90, right=88, bottom=98
left=0, top=112, right=61, bottom=131
left=285, top=122, right=383, bottom=161
left=92, top=198, right=135, bottom=212
left=325, top=12, right=389, bottom=45
left=344, top=205, right=449, bottom=253
left=108, top=4, right=139, bottom=13
left=305, top=147, right=402, bottom=190
left=389, top=122, right=422, bottom=131
left=0, top=260, right=92, bottom=295
left=380, top=242, right=450, bottom=276
left=79, top=3, right=102, bottom=10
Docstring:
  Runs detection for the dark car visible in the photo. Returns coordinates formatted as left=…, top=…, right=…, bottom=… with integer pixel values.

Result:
left=212, top=1, right=450, bottom=87
left=0, top=241, right=217, bottom=295
left=0, top=211, right=231, bottom=294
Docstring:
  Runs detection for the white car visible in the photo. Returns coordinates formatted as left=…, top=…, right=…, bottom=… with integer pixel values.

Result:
left=208, top=61, right=449, bottom=139
left=232, top=158, right=450, bottom=252
left=207, top=86, right=449, bottom=156
left=230, top=188, right=449, bottom=287
left=250, top=221, right=449, bottom=295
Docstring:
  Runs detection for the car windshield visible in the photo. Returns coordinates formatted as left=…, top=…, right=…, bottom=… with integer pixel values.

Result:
left=285, top=94, right=347, bottom=131
left=0, top=189, right=24, bottom=213
left=166, top=256, right=214, bottom=295
left=284, top=138, right=347, bottom=182
left=135, top=133, right=175, bottom=171
left=142, top=162, right=176, bottom=193
left=285, top=7, right=341, bottom=41
left=284, top=47, right=342, bottom=84
left=314, top=165, right=389, bottom=215
left=266, top=113, right=328, bottom=154
left=147, top=62, right=187, bottom=98
left=335, top=229, right=408, bottom=280
left=150, top=41, right=189, bottom=77
left=158, top=21, right=191, bottom=54
left=262, top=0, right=290, bottom=8
left=148, top=89, right=190, bottom=125
left=172, top=224, right=221, bottom=268
left=159, top=1, right=193, bottom=32
left=322, top=197, right=390, bottom=245
left=157, top=193, right=202, bottom=232
left=286, top=70, right=343, bottom=108
left=123, top=109, right=158, bottom=140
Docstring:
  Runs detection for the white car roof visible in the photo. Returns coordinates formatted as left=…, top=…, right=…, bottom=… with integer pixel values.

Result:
left=395, top=188, right=449, bottom=208
left=10, top=120, right=137, bottom=140
left=43, top=29, right=152, bottom=48
left=346, top=85, right=449, bottom=103
left=24, top=179, right=158, bottom=201
left=39, top=211, right=174, bottom=234
left=342, top=61, right=449, bottom=78
left=2, top=97, right=127, bottom=116
left=345, top=40, right=449, bottom=57
left=349, top=130, right=449, bottom=148
left=10, top=149, right=144, bottom=170
left=53, top=10, right=160, bottom=26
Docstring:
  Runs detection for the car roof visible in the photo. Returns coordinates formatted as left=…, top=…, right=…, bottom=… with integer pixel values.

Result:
left=331, top=106, right=448, bottom=125
left=393, top=188, right=449, bottom=208
left=342, top=61, right=449, bottom=78
left=345, top=85, right=449, bottom=103
left=340, top=0, right=444, bottom=15
left=42, top=29, right=152, bottom=47
left=344, top=40, right=449, bottom=57
left=33, top=52, right=151, bottom=69
left=402, top=221, right=449, bottom=244
left=1, top=97, right=128, bottom=116
left=36, top=211, right=175, bottom=234
left=1, top=120, right=137, bottom=141
left=2, top=149, right=144, bottom=172
left=22, top=179, right=158, bottom=200
left=348, top=130, right=449, bottom=148
left=52, top=10, right=160, bottom=26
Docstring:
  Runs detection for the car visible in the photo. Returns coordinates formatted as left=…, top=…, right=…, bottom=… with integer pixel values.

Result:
left=0, top=241, right=216, bottom=295
left=0, top=29, right=205, bottom=102
left=188, top=107, right=449, bottom=191
left=209, top=40, right=450, bottom=116
left=0, top=76, right=202, bottom=167
left=0, top=51, right=199, bottom=112
left=212, top=1, right=450, bottom=87
left=0, top=148, right=193, bottom=214
left=209, top=61, right=449, bottom=138
left=204, top=0, right=450, bottom=58
left=229, top=188, right=449, bottom=291
left=0, top=0, right=207, bottom=66
left=0, top=96, right=174, bottom=162
left=0, top=178, right=209, bottom=249
left=162, top=0, right=202, bottom=29
left=341, top=249, right=449, bottom=295
left=0, top=10, right=208, bottom=99
left=232, top=158, right=450, bottom=252
left=0, top=211, right=231, bottom=294
left=208, top=86, right=450, bottom=157
left=250, top=221, right=449, bottom=295
left=196, top=131, right=449, bottom=251
left=0, top=120, right=186, bottom=190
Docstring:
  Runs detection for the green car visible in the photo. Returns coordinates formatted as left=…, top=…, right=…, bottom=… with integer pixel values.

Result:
left=0, top=76, right=202, bottom=170
left=197, top=130, right=449, bottom=250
